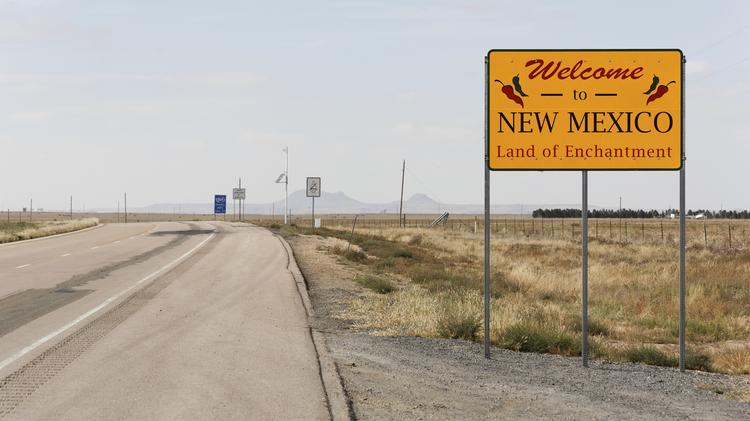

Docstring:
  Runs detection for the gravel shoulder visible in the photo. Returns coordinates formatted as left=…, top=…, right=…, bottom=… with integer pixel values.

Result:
left=289, top=234, right=750, bottom=420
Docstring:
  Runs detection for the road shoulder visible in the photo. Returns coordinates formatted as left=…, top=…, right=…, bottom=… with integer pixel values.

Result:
left=288, top=233, right=750, bottom=420
left=275, top=233, right=353, bottom=421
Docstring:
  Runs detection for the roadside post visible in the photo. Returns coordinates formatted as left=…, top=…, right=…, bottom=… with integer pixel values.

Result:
left=306, top=177, right=321, bottom=229
left=214, top=195, right=226, bottom=221
left=484, top=50, right=685, bottom=369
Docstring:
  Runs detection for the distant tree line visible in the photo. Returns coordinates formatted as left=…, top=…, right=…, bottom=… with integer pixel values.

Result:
left=532, top=208, right=750, bottom=219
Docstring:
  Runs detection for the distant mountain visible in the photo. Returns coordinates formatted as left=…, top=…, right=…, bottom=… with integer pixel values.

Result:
left=132, top=190, right=597, bottom=215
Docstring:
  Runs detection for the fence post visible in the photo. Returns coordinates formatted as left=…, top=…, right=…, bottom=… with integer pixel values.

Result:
left=661, top=221, right=664, bottom=242
left=625, top=222, right=628, bottom=242
left=729, top=223, right=732, bottom=249
left=346, top=215, right=359, bottom=252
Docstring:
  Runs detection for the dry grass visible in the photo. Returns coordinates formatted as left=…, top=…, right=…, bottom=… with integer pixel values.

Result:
left=311, top=223, right=750, bottom=374
left=0, top=218, right=98, bottom=244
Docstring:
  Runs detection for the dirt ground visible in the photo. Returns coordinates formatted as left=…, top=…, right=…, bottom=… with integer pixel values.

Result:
left=288, top=234, right=750, bottom=420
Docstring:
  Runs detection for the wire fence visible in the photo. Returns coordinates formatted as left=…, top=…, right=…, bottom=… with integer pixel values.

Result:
left=292, top=215, right=750, bottom=250
left=5, top=209, right=747, bottom=250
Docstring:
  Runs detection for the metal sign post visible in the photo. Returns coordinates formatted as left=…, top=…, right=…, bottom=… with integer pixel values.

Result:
left=679, top=163, right=686, bottom=371
left=581, top=170, right=589, bottom=367
left=483, top=57, right=491, bottom=358
left=306, top=177, right=321, bottom=229
left=484, top=50, right=685, bottom=368
left=678, top=57, right=687, bottom=371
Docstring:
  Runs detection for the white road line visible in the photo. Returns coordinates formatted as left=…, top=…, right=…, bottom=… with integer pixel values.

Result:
left=15, top=264, right=31, bottom=269
left=60, top=253, right=72, bottom=257
left=0, top=232, right=216, bottom=373
left=113, top=240, right=121, bottom=244
left=90, top=246, right=99, bottom=250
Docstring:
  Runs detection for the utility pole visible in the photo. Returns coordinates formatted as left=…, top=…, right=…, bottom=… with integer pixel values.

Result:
left=124, top=192, right=128, bottom=223
left=30, top=199, right=33, bottom=222
left=239, top=177, right=243, bottom=221
left=399, top=160, right=405, bottom=227
left=284, top=147, right=289, bottom=224
left=70, top=195, right=73, bottom=220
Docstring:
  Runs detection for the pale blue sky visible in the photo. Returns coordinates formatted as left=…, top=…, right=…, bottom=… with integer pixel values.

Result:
left=1, top=0, right=748, bottom=211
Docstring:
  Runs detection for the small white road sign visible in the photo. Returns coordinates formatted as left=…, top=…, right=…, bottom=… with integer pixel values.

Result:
left=306, top=177, right=321, bottom=197
left=233, top=188, right=246, bottom=200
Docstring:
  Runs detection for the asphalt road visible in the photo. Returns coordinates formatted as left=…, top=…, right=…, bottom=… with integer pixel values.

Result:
left=0, top=222, right=329, bottom=420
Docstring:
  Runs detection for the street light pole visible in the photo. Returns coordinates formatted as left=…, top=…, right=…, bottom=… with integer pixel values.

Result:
left=284, top=147, right=289, bottom=225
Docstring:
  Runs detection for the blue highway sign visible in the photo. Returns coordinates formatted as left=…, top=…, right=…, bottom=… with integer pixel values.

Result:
left=214, top=195, right=227, bottom=214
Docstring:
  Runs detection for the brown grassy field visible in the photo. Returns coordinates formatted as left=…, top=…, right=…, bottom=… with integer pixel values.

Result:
left=0, top=218, right=99, bottom=244
left=0, top=211, right=219, bottom=224
left=314, top=215, right=750, bottom=249
left=269, top=218, right=750, bottom=374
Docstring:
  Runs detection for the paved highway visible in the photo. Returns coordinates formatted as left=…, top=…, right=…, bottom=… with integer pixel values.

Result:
left=0, top=222, right=329, bottom=420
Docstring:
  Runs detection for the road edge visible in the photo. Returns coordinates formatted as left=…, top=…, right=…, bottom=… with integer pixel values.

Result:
left=275, top=233, right=353, bottom=421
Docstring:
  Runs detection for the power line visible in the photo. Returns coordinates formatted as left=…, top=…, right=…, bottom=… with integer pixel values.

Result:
left=404, top=165, right=445, bottom=207
left=690, top=26, right=749, bottom=57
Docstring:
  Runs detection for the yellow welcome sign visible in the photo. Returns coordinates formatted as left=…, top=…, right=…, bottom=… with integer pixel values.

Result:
left=487, top=50, right=683, bottom=170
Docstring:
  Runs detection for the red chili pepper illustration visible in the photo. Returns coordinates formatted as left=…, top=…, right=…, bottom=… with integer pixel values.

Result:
left=646, top=80, right=675, bottom=105
left=494, top=79, right=524, bottom=108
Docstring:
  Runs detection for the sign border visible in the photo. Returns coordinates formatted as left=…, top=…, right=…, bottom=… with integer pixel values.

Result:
left=306, top=176, right=321, bottom=198
left=486, top=48, right=685, bottom=172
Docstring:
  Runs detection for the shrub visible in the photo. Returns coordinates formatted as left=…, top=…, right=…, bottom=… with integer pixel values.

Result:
left=373, top=258, right=396, bottom=270
left=331, top=245, right=368, bottom=262
left=685, top=351, right=713, bottom=371
left=491, top=272, right=526, bottom=295
left=407, top=267, right=476, bottom=291
left=356, top=275, right=396, bottom=294
left=345, top=249, right=368, bottom=262
left=622, top=346, right=713, bottom=371
left=437, top=312, right=481, bottom=341
left=500, top=323, right=581, bottom=356
left=569, top=317, right=611, bottom=337
left=392, top=248, right=414, bottom=258
left=623, top=346, right=677, bottom=367
left=685, top=319, right=728, bottom=341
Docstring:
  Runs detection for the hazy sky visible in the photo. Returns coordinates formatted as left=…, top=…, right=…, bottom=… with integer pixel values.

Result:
left=1, top=0, right=748, bottom=211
